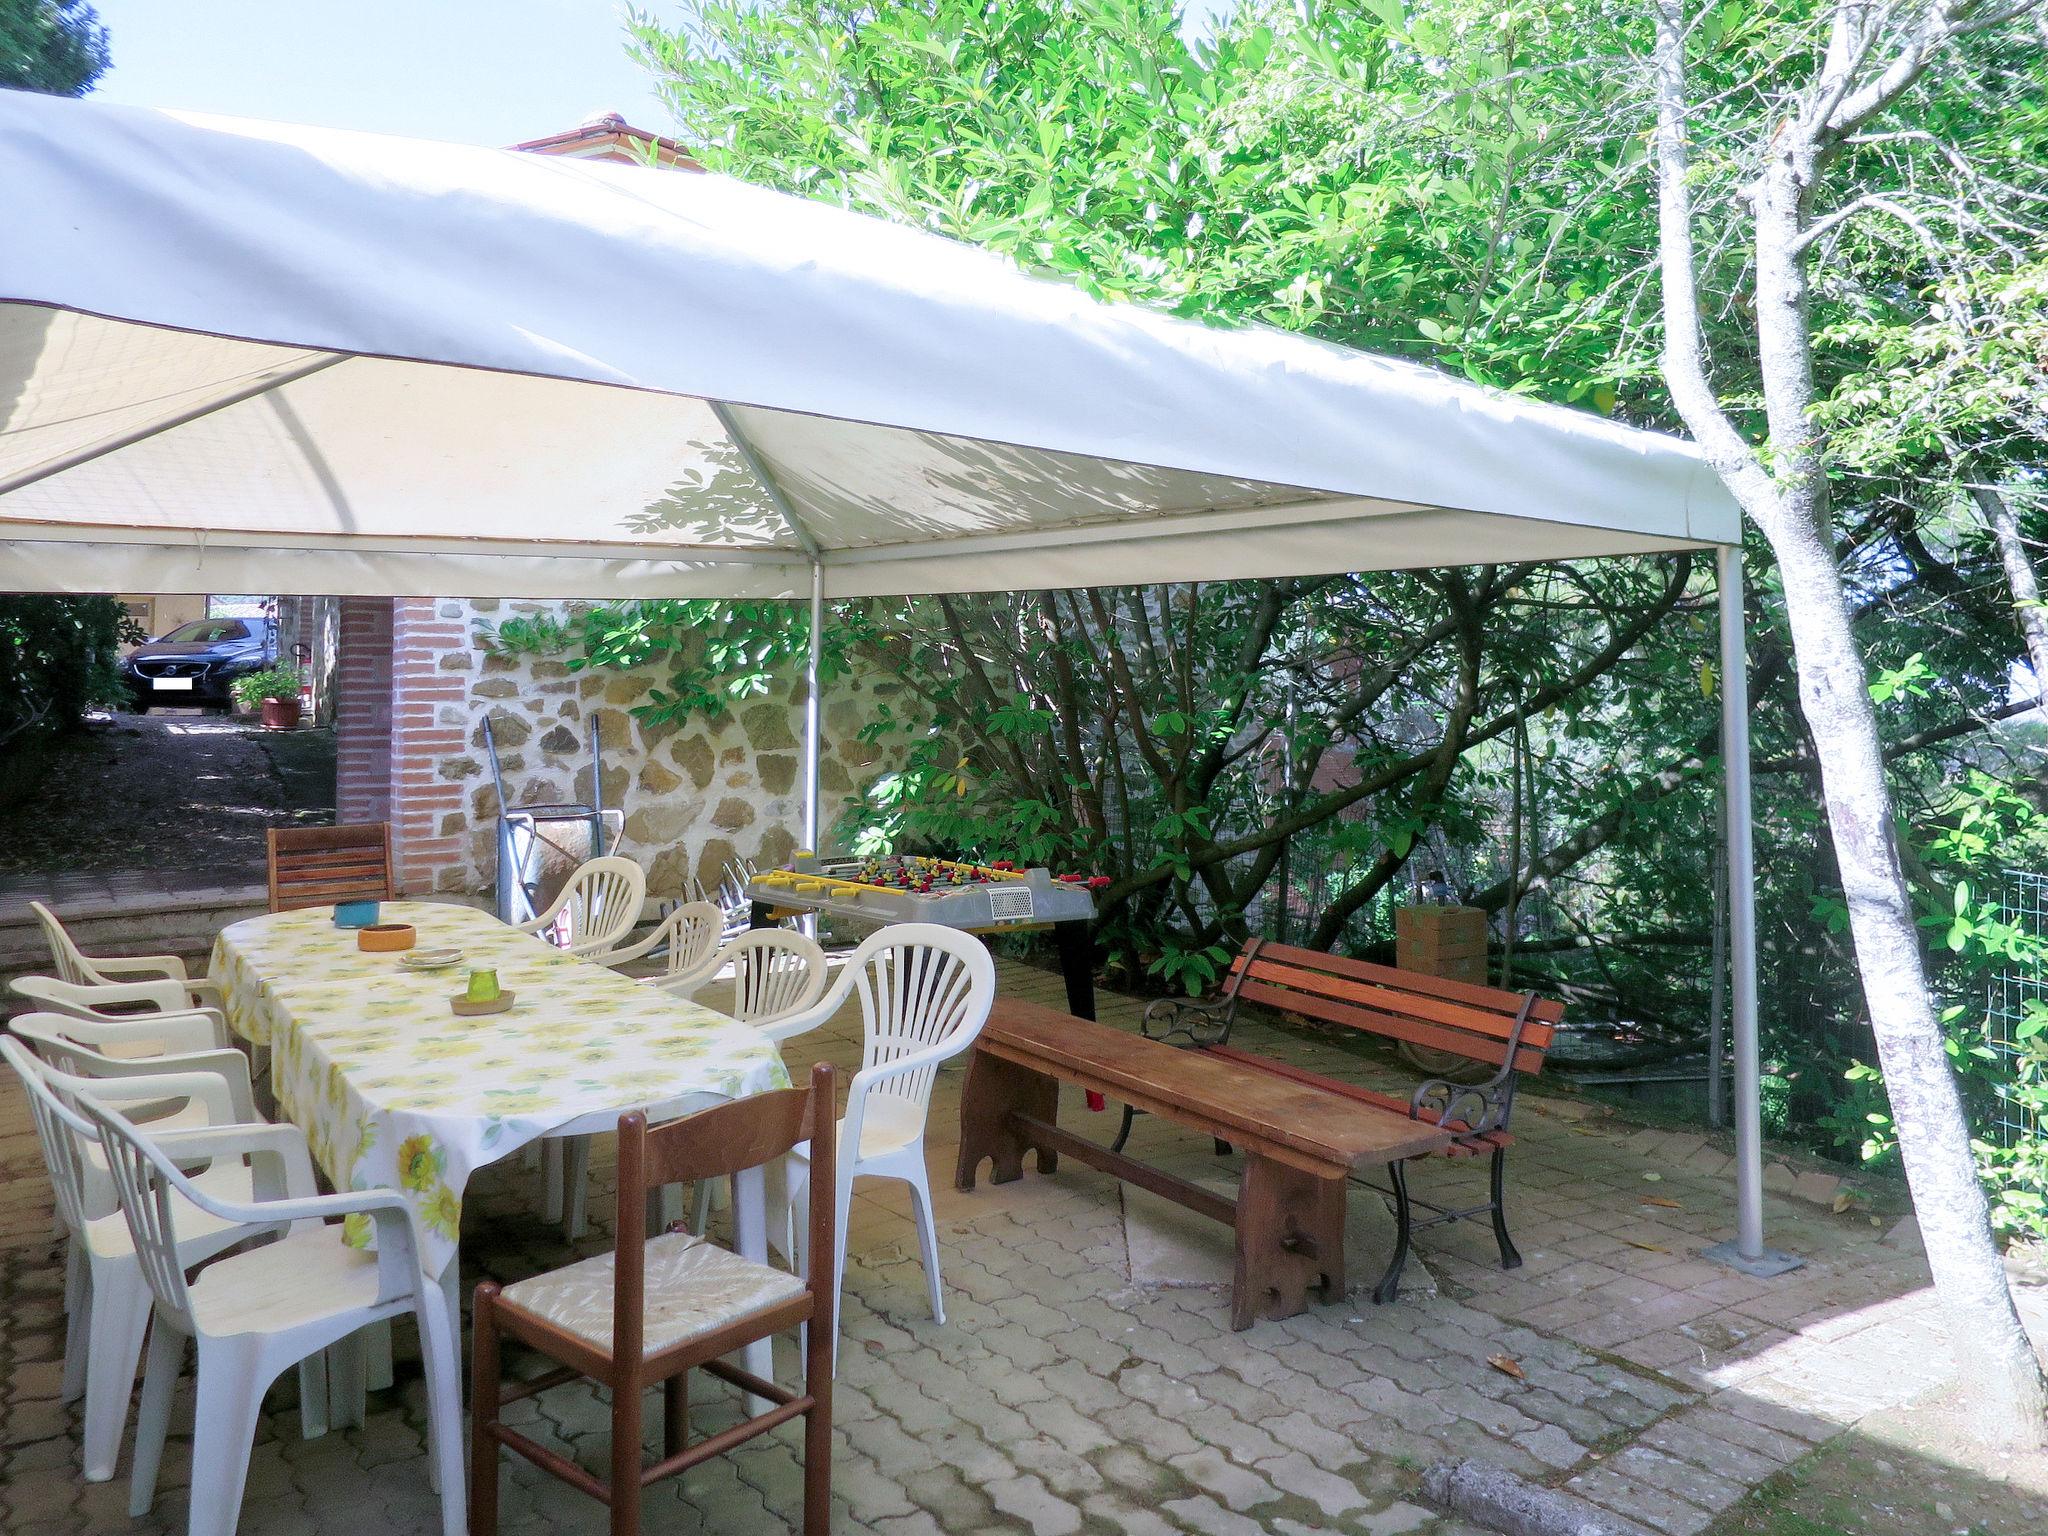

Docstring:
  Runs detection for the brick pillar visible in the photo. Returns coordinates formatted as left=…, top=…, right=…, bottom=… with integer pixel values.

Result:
left=389, top=599, right=471, bottom=895
left=334, top=598, right=393, bottom=827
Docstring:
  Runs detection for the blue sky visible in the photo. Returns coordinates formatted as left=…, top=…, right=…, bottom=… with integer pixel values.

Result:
left=88, top=1, right=1237, bottom=148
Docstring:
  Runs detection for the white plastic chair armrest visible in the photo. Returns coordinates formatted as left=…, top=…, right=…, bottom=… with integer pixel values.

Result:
left=151, top=1155, right=423, bottom=1303
left=33, top=1008, right=228, bottom=1056
left=14, top=974, right=196, bottom=1016
left=183, top=977, right=224, bottom=1009
left=751, top=964, right=858, bottom=1045
left=86, top=952, right=191, bottom=984
left=647, top=935, right=730, bottom=999
left=586, top=924, right=664, bottom=966
left=75, top=1067, right=245, bottom=1134
left=837, top=1033, right=983, bottom=1149
left=82, top=1047, right=260, bottom=1122
left=152, top=1121, right=320, bottom=1205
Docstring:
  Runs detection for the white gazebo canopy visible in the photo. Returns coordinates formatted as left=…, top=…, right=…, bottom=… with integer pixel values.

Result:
left=0, top=94, right=1734, bottom=598
left=0, top=91, right=1782, bottom=1274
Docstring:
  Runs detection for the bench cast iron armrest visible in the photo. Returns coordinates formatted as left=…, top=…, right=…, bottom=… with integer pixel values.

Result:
left=1407, top=990, right=1539, bottom=1138
left=1408, top=1077, right=1510, bottom=1137
left=1139, top=993, right=1237, bottom=1048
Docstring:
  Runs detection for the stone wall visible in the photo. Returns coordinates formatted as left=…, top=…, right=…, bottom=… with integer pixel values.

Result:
left=447, top=600, right=893, bottom=901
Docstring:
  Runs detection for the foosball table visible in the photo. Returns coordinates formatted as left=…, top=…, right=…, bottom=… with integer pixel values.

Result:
left=746, top=855, right=1099, bottom=1019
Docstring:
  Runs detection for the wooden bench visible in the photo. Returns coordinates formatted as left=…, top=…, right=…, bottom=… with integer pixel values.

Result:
left=1116, top=937, right=1564, bottom=1302
left=955, top=999, right=1455, bottom=1328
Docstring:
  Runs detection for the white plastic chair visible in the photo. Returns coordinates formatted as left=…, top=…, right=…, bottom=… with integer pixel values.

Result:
left=592, top=898, right=724, bottom=983
left=30, top=900, right=222, bottom=1009
left=10, top=977, right=232, bottom=1051
left=513, top=855, right=646, bottom=957
left=81, top=1091, right=466, bottom=1536
left=675, top=928, right=832, bottom=1235
left=0, top=1037, right=316, bottom=1484
left=547, top=925, right=827, bottom=1241
left=768, top=924, right=996, bottom=1342
left=716, top=927, right=831, bottom=1022
left=10, top=1013, right=257, bottom=1131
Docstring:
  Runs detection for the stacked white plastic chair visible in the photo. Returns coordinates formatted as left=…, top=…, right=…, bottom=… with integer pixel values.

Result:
left=81, top=1092, right=465, bottom=1535
left=0, top=1037, right=314, bottom=1484
left=764, top=924, right=996, bottom=1349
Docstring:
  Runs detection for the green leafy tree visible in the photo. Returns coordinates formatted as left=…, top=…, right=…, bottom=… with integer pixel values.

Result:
left=610, top=5, right=2048, bottom=1379
left=1, top=0, right=108, bottom=95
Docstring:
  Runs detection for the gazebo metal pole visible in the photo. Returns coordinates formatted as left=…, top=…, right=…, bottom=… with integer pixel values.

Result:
left=1708, top=543, right=1800, bottom=1275
left=803, top=560, right=823, bottom=852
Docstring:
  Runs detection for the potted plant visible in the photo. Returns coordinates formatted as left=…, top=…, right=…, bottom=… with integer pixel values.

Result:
left=231, top=663, right=304, bottom=730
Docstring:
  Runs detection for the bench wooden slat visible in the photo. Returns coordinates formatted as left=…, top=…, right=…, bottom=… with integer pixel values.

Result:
left=1230, top=940, right=1566, bottom=1025
left=1232, top=978, right=1548, bottom=1075
left=1204, top=1045, right=1513, bottom=1146
left=978, top=1000, right=1455, bottom=1172
left=1239, top=955, right=1557, bottom=1051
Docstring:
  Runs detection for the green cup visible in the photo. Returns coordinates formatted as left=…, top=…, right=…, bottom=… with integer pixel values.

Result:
left=465, top=968, right=501, bottom=1004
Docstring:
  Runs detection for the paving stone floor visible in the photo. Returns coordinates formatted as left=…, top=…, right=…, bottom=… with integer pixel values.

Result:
left=3, top=952, right=2042, bottom=1535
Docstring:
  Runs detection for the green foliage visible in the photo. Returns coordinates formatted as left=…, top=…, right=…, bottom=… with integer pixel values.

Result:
left=607, top=0, right=2048, bottom=1206
left=0, top=0, right=108, bottom=95
left=0, top=596, right=139, bottom=744
left=1810, top=774, right=2048, bottom=1239
left=228, top=664, right=304, bottom=710
left=481, top=613, right=574, bottom=658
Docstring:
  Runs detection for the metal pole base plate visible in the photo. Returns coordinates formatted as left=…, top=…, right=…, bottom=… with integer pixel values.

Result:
left=1703, top=1239, right=1804, bottom=1278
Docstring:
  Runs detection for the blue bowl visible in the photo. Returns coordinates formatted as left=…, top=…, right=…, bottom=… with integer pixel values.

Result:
left=333, top=900, right=381, bottom=929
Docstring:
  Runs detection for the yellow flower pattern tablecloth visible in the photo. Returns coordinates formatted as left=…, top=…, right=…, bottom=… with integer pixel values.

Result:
left=209, top=901, right=789, bottom=1279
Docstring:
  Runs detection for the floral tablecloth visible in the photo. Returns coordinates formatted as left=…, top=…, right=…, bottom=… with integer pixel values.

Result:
left=209, top=901, right=789, bottom=1279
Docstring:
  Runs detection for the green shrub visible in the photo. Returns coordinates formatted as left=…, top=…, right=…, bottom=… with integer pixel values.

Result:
left=0, top=595, right=141, bottom=745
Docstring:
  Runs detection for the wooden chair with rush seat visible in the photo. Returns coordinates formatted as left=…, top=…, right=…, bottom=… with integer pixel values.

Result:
left=265, top=823, right=395, bottom=913
left=471, top=1061, right=838, bottom=1536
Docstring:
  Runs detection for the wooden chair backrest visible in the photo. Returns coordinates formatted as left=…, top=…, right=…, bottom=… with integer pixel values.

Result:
left=1228, top=939, right=1564, bottom=1075
left=612, top=1061, right=836, bottom=1365
left=267, top=823, right=395, bottom=912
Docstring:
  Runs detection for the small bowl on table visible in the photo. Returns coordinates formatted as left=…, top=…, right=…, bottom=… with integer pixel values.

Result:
left=333, top=900, right=381, bottom=929
left=357, top=923, right=417, bottom=954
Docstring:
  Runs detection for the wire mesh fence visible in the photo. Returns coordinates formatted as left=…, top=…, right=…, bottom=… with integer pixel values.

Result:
left=1986, top=869, right=2048, bottom=1150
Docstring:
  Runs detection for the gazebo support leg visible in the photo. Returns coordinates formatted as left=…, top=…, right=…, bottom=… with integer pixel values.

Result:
left=1706, top=544, right=1802, bottom=1278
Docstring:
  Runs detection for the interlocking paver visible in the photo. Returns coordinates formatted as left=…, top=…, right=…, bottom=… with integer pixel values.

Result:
left=9, top=954, right=2037, bottom=1535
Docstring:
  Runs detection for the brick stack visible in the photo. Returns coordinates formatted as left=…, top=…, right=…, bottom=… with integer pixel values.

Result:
left=1394, top=903, right=1490, bottom=985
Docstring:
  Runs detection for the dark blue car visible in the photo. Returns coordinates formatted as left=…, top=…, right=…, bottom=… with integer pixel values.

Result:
left=120, top=617, right=276, bottom=713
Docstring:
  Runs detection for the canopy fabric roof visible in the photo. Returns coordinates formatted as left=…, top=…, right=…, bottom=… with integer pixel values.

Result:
left=0, top=93, right=1738, bottom=599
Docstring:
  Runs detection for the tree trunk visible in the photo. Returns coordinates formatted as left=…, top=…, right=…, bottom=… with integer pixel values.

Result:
left=1970, top=484, right=2048, bottom=695
left=1766, top=506, right=2048, bottom=1451
left=1650, top=0, right=2047, bottom=1450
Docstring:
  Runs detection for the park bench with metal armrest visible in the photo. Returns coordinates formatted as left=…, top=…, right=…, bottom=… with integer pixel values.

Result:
left=1119, top=937, right=1564, bottom=1302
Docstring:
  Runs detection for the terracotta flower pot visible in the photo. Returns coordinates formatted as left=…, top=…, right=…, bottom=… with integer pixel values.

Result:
left=260, top=697, right=302, bottom=731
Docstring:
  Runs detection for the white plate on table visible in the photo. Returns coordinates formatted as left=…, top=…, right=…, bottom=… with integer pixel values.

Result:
left=401, top=947, right=465, bottom=972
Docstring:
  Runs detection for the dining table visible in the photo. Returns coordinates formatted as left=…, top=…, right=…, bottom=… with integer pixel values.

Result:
left=207, top=900, right=793, bottom=1447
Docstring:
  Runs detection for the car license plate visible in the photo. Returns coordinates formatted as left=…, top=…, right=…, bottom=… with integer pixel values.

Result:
left=152, top=677, right=195, bottom=691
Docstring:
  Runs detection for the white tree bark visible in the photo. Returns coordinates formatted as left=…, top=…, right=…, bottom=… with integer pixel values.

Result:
left=1970, top=484, right=2048, bottom=694
left=1651, top=0, right=2048, bottom=1451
